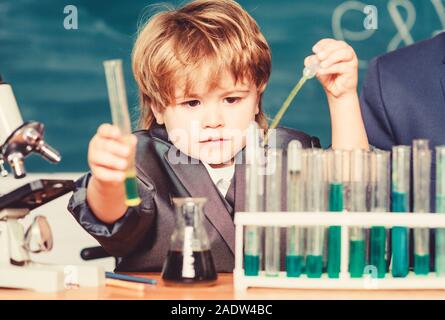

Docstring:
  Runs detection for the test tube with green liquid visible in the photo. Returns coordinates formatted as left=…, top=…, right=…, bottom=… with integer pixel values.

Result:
left=435, top=146, right=445, bottom=276
left=349, top=150, right=368, bottom=278
left=391, top=145, right=411, bottom=277
left=326, top=150, right=346, bottom=278
left=305, top=149, right=327, bottom=278
left=265, top=148, right=283, bottom=277
left=286, top=140, right=304, bottom=277
left=413, top=140, right=431, bottom=275
left=103, top=59, right=141, bottom=207
left=370, top=150, right=390, bottom=278
left=244, top=122, right=265, bottom=276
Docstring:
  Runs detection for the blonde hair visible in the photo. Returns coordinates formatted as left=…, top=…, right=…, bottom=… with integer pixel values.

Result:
left=132, top=0, right=271, bottom=130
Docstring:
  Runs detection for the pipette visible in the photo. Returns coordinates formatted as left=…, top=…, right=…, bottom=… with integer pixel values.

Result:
left=265, top=148, right=283, bottom=277
left=305, top=149, right=326, bottom=278
left=326, top=150, right=346, bottom=278
left=370, top=150, right=390, bottom=278
left=286, top=140, right=304, bottom=277
left=244, top=122, right=265, bottom=276
left=264, top=61, right=320, bottom=145
left=391, top=145, right=411, bottom=277
left=103, top=59, right=141, bottom=207
left=436, top=146, right=445, bottom=276
left=348, top=150, right=368, bottom=278
left=413, top=139, right=431, bottom=275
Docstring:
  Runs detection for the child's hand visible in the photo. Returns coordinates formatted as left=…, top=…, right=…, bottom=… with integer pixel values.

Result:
left=305, top=38, right=358, bottom=99
left=88, top=124, right=137, bottom=185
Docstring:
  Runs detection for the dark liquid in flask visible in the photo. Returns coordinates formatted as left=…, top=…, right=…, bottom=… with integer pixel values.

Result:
left=162, top=250, right=217, bottom=286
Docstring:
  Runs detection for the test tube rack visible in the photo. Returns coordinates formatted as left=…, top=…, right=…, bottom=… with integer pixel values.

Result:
left=234, top=211, right=445, bottom=291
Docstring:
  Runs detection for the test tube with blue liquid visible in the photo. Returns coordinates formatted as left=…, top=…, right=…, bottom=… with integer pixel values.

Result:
left=349, top=150, right=368, bottom=278
left=370, top=150, right=390, bottom=278
left=264, top=148, right=283, bottom=277
left=413, top=139, right=431, bottom=275
left=244, top=122, right=265, bottom=276
left=435, top=146, right=445, bottom=276
left=305, top=149, right=327, bottom=278
left=103, top=59, right=141, bottom=207
left=326, top=150, right=346, bottom=278
left=391, top=145, right=411, bottom=277
left=286, top=140, right=304, bottom=277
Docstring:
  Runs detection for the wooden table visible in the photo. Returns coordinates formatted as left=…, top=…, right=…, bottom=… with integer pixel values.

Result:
left=0, top=273, right=444, bottom=300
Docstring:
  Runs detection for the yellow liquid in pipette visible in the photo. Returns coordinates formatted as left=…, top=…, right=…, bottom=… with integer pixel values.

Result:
left=264, top=74, right=311, bottom=146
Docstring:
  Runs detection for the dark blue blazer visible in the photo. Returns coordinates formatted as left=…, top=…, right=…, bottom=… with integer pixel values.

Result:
left=360, top=32, right=445, bottom=151
left=360, top=32, right=445, bottom=210
left=360, top=33, right=445, bottom=267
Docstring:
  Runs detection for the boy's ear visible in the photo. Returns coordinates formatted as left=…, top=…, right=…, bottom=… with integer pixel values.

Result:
left=151, top=106, right=164, bottom=125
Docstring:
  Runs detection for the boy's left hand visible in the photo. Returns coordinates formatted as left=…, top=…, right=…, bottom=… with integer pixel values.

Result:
left=305, top=38, right=358, bottom=99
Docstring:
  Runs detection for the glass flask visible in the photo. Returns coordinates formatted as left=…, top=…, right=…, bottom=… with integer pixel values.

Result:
left=162, top=197, right=217, bottom=285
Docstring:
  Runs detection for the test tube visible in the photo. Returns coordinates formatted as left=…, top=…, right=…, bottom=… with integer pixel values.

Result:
left=391, top=145, right=411, bottom=277
left=326, top=150, right=346, bottom=278
left=103, top=59, right=141, bottom=207
left=264, top=148, right=283, bottom=277
left=305, top=149, right=327, bottom=278
left=436, top=146, right=445, bottom=276
left=370, top=150, right=390, bottom=278
left=413, top=139, right=431, bottom=275
left=349, top=150, right=368, bottom=278
left=286, top=140, right=304, bottom=277
left=244, top=122, right=265, bottom=276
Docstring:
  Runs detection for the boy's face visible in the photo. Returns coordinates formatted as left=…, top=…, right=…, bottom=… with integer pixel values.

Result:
left=153, top=66, right=260, bottom=167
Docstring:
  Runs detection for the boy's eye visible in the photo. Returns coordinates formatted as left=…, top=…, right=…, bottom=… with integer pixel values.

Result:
left=224, top=97, right=241, bottom=104
left=181, top=100, right=201, bottom=107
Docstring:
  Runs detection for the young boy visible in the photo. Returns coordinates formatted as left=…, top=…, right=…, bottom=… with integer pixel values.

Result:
left=68, top=0, right=368, bottom=272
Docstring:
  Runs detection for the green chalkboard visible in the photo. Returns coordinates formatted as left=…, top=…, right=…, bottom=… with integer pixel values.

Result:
left=0, top=0, right=443, bottom=171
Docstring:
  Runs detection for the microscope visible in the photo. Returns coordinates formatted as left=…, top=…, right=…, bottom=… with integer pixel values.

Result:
left=0, top=76, right=104, bottom=292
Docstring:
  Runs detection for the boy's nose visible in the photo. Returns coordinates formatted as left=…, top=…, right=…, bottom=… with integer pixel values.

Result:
left=202, top=104, right=225, bottom=128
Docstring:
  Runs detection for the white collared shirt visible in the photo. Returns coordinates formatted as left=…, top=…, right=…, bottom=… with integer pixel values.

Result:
left=202, top=162, right=235, bottom=197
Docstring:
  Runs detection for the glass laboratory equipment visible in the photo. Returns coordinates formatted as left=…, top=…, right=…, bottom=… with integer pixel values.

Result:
left=436, top=146, right=445, bottom=276
left=326, top=150, right=347, bottom=278
left=413, top=140, right=431, bottom=275
left=391, top=145, right=411, bottom=277
left=286, top=140, right=305, bottom=277
left=264, top=60, right=320, bottom=145
left=264, top=148, right=283, bottom=277
left=244, top=122, right=266, bottom=276
left=103, top=59, right=141, bottom=207
left=162, top=197, right=217, bottom=285
left=369, top=150, right=390, bottom=278
left=305, top=149, right=327, bottom=278
left=348, top=150, right=369, bottom=278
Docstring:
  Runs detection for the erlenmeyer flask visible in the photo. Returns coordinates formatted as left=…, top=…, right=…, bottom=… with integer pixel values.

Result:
left=162, top=197, right=217, bottom=285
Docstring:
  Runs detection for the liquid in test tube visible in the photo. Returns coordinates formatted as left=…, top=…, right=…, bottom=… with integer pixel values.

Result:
left=413, top=140, right=431, bottom=275
left=244, top=122, right=265, bottom=276
left=348, top=150, right=368, bottom=278
left=326, top=150, right=346, bottom=278
left=286, top=140, right=304, bottom=277
left=370, top=150, right=390, bottom=278
left=103, top=59, right=141, bottom=207
left=305, top=149, right=326, bottom=278
left=435, top=146, right=445, bottom=276
left=391, top=145, right=411, bottom=277
left=264, top=148, right=283, bottom=277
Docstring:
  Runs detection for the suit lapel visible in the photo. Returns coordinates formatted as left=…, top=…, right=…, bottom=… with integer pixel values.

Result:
left=163, top=145, right=236, bottom=254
